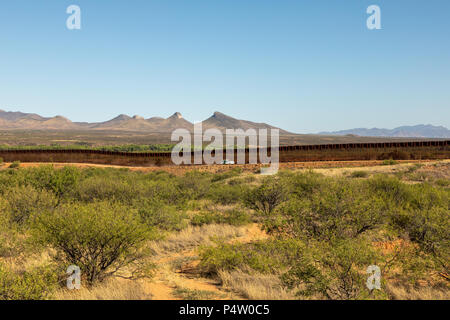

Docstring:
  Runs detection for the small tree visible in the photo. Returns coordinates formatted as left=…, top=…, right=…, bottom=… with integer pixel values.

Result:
left=32, top=201, right=155, bottom=285
left=244, top=177, right=289, bottom=215
left=5, top=185, right=57, bottom=225
left=274, top=180, right=386, bottom=240
left=282, top=239, right=385, bottom=300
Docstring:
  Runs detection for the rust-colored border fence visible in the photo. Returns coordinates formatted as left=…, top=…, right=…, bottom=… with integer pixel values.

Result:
left=0, top=140, right=448, bottom=166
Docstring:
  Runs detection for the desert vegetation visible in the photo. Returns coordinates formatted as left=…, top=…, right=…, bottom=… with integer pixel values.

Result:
left=0, top=161, right=448, bottom=300
left=0, top=143, right=175, bottom=152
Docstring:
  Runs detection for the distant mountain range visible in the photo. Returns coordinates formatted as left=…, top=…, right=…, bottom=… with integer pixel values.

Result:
left=1, top=109, right=448, bottom=139
left=319, top=125, right=450, bottom=139
left=0, top=109, right=287, bottom=134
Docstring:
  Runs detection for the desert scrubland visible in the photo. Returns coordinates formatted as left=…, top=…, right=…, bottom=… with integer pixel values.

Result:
left=0, top=159, right=448, bottom=300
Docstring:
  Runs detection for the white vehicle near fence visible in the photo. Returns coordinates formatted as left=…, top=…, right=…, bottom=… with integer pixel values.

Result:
left=222, top=160, right=235, bottom=165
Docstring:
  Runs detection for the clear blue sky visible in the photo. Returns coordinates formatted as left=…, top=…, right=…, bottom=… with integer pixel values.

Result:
left=0, top=0, right=449, bottom=133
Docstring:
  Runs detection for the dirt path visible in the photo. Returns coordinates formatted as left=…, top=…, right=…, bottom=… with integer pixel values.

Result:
left=145, top=224, right=268, bottom=300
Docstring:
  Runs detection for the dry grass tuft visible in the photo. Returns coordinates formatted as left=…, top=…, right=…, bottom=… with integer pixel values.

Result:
left=218, top=269, right=296, bottom=300
left=386, top=283, right=450, bottom=300
left=150, top=224, right=245, bottom=255
left=172, top=286, right=224, bottom=300
left=54, top=278, right=152, bottom=300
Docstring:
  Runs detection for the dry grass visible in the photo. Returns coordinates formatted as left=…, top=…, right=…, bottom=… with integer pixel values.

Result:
left=218, top=269, right=296, bottom=300
left=405, top=162, right=450, bottom=182
left=172, top=286, right=226, bottom=300
left=54, top=278, right=152, bottom=300
left=386, top=284, right=450, bottom=300
left=149, top=224, right=245, bottom=255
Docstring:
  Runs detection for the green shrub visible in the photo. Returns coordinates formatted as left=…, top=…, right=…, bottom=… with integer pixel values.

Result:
left=0, top=264, right=58, bottom=300
left=144, top=170, right=176, bottom=181
left=191, top=212, right=217, bottom=226
left=282, top=239, right=386, bottom=300
left=31, top=201, right=155, bottom=285
left=136, top=199, right=187, bottom=231
left=390, top=206, right=449, bottom=274
left=47, top=166, right=80, bottom=198
left=4, top=185, right=57, bottom=225
left=369, top=179, right=447, bottom=212
left=382, top=159, right=398, bottom=166
left=389, top=245, right=444, bottom=285
left=177, top=171, right=212, bottom=200
left=408, top=183, right=448, bottom=210
left=0, top=169, right=25, bottom=193
left=435, top=179, right=450, bottom=187
left=0, top=199, right=26, bottom=258
left=221, top=209, right=252, bottom=226
left=272, top=180, right=386, bottom=240
left=244, top=176, right=289, bottom=215
left=207, top=184, right=248, bottom=204
left=19, top=166, right=80, bottom=199
left=151, top=180, right=191, bottom=207
left=200, top=239, right=305, bottom=275
left=9, top=161, right=20, bottom=169
left=74, top=176, right=138, bottom=203
left=351, top=171, right=369, bottom=178
left=282, top=171, right=325, bottom=199
left=72, top=168, right=189, bottom=207
left=367, top=175, right=413, bottom=206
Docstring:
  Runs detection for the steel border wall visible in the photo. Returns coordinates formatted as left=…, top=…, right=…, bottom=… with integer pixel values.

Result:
left=1, top=140, right=448, bottom=156
left=0, top=140, right=448, bottom=165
